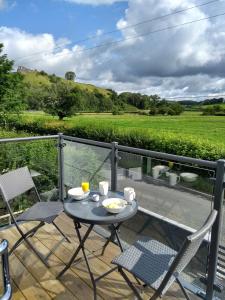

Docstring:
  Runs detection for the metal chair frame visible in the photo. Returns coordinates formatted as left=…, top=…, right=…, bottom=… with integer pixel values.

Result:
left=0, top=240, right=12, bottom=300
left=114, top=210, right=218, bottom=300
left=0, top=167, right=70, bottom=267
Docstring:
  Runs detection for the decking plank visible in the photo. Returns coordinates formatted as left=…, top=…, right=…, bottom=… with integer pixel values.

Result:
left=3, top=225, right=76, bottom=300
left=0, top=214, right=198, bottom=300
left=34, top=222, right=133, bottom=299
left=22, top=222, right=101, bottom=300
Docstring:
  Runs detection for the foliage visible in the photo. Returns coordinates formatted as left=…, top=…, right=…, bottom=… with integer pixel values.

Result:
left=202, top=104, right=225, bottom=116
left=112, top=107, right=124, bottom=115
left=118, top=92, right=184, bottom=115
left=65, top=71, right=76, bottom=81
left=7, top=113, right=225, bottom=161
left=43, top=81, right=81, bottom=120
left=23, top=71, right=113, bottom=112
left=0, top=44, right=26, bottom=124
left=22, top=71, right=184, bottom=114
left=202, top=97, right=224, bottom=105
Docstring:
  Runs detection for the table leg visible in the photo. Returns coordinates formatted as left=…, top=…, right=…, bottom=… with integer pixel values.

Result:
left=57, top=222, right=94, bottom=279
left=74, top=222, right=98, bottom=299
left=95, top=223, right=124, bottom=283
left=101, top=223, right=123, bottom=255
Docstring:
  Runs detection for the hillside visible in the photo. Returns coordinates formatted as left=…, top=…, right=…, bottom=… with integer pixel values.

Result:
left=21, top=71, right=184, bottom=116
left=22, top=71, right=138, bottom=112
left=23, top=71, right=112, bottom=98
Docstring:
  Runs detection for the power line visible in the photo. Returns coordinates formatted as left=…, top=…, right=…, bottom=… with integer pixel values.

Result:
left=15, top=0, right=221, bottom=62
left=16, top=11, right=225, bottom=66
left=73, top=0, right=220, bottom=44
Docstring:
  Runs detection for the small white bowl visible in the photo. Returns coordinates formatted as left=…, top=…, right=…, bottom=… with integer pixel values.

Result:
left=180, top=172, right=198, bottom=183
left=102, top=198, right=127, bottom=214
left=68, top=187, right=90, bottom=200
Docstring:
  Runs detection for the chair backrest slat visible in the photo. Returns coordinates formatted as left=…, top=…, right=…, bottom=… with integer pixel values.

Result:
left=0, top=167, right=34, bottom=202
left=158, top=209, right=217, bottom=296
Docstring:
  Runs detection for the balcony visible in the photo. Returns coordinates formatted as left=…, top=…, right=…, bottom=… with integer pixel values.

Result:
left=0, top=134, right=224, bottom=300
left=0, top=213, right=199, bottom=300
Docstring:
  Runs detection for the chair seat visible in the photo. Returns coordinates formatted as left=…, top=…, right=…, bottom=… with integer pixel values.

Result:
left=16, top=201, right=63, bottom=224
left=112, top=237, right=177, bottom=290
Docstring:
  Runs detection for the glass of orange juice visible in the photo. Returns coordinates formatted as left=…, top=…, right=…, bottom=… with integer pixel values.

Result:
left=81, top=182, right=90, bottom=192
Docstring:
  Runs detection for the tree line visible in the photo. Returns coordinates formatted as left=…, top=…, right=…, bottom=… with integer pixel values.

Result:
left=0, top=43, right=184, bottom=121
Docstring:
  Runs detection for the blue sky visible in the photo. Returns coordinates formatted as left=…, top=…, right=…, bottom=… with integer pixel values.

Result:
left=0, top=0, right=225, bottom=98
left=0, top=0, right=127, bottom=46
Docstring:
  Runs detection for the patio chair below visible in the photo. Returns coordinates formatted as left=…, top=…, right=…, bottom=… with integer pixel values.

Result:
left=112, top=209, right=217, bottom=300
left=0, top=166, right=70, bottom=267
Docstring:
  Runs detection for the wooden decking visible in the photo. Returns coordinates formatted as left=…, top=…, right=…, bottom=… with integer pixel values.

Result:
left=0, top=213, right=198, bottom=300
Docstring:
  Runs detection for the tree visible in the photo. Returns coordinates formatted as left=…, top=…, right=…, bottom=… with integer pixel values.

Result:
left=43, top=81, right=80, bottom=120
left=65, top=71, right=76, bottom=81
left=0, top=43, right=25, bottom=124
left=169, top=102, right=184, bottom=115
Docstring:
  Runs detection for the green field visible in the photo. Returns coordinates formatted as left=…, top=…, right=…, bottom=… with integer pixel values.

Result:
left=22, top=111, right=225, bottom=146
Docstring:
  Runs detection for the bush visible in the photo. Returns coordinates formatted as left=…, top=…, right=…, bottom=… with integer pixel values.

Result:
left=4, top=118, right=225, bottom=161
left=112, top=107, right=124, bottom=115
left=202, top=105, right=225, bottom=116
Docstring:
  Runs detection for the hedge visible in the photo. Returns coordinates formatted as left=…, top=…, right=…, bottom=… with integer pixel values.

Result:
left=3, top=117, right=225, bottom=161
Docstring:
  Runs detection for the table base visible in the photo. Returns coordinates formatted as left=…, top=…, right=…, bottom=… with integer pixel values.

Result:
left=57, top=221, right=124, bottom=300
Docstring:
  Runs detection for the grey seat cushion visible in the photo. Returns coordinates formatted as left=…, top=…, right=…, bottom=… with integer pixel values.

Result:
left=16, top=201, right=63, bottom=223
left=112, top=237, right=177, bottom=290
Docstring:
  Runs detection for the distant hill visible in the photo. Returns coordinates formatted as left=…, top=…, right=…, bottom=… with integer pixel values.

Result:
left=178, top=100, right=199, bottom=106
left=23, top=71, right=112, bottom=98
left=22, top=70, right=139, bottom=112
left=178, top=98, right=225, bottom=112
left=21, top=70, right=183, bottom=115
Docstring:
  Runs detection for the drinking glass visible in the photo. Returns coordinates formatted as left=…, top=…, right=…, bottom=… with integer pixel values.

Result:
left=82, top=182, right=90, bottom=192
left=99, top=181, right=109, bottom=196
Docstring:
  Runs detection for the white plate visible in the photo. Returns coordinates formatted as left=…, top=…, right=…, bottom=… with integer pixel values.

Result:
left=102, top=198, right=127, bottom=214
left=68, top=187, right=90, bottom=200
left=180, top=172, right=198, bottom=183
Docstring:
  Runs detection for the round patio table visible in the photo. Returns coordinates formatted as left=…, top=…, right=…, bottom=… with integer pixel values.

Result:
left=57, top=191, right=138, bottom=299
left=64, top=191, right=138, bottom=225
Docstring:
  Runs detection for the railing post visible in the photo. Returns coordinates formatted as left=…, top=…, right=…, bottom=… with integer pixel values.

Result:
left=58, top=133, right=65, bottom=202
left=206, top=159, right=225, bottom=300
left=111, top=142, right=118, bottom=192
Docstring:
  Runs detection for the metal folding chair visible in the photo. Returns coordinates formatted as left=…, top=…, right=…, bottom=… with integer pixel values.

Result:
left=0, top=167, right=70, bottom=267
left=112, top=209, right=217, bottom=300
left=0, top=240, right=12, bottom=300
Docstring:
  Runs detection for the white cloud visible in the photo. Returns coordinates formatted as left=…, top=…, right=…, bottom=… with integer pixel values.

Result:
left=1, top=0, right=225, bottom=98
left=64, top=0, right=124, bottom=6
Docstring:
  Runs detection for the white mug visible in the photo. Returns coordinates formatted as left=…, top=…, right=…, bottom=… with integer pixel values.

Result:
left=169, top=173, right=180, bottom=186
left=124, top=187, right=136, bottom=203
left=99, top=181, right=109, bottom=196
left=152, top=166, right=160, bottom=179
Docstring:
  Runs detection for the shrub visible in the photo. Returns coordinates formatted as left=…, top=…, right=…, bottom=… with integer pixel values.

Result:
left=112, top=107, right=124, bottom=115
left=4, top=118, right=225, bottom=161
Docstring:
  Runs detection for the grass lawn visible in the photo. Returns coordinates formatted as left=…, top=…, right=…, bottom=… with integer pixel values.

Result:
left=22, top=111, right=225, bottom=147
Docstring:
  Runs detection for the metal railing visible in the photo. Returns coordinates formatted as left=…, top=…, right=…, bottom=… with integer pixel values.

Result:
left=0, top=133, right=224, bottom=300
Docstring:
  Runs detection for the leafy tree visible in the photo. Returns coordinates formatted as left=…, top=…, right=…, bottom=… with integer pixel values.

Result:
left=149, top=107, right=158, bottom=115
left=43, top=81, right=80, bottom=120
left=65, top=71, right=76, bottom=81
left=202, top=104, right=225, bottom=116
left=169, top=102, right=184, bottom=115
left=0, top=43, right=25, bottom=124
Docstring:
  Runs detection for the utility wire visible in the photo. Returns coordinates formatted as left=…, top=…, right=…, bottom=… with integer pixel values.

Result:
left=16, top=11, right=225, bottom=65
left=73, top=0, right=220, bottom=44
left=15, top=0, right=221, bottom=62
